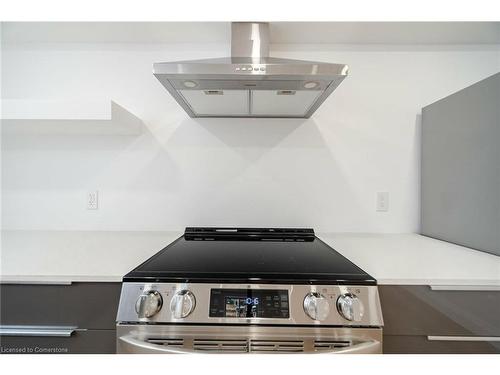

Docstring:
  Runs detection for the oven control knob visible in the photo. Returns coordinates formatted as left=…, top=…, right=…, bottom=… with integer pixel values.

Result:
left=170, top=290, right=196, bottom=319
left=135, top=290, right=163, bottom=318
left=336, top=293, right=364, bottom=322
left=303, top=292, right=330, bottom=321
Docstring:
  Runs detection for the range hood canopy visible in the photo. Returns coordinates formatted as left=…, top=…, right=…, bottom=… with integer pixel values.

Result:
left=153, top=22, right=348, bottom=118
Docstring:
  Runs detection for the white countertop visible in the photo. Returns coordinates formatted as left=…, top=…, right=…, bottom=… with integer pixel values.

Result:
left=0, top=230, right=181, bottom=284
left=1, top=230, right=499, bottom=286
left=320, top=233, right=500, bottom=286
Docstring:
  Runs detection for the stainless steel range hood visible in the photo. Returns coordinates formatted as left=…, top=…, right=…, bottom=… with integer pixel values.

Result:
left=153, top=22, right=348, bottom=118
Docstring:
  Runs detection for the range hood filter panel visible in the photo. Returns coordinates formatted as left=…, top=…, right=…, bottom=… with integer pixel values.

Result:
left=179, top=90, right=249, bottom=116
left=251, top=90, right=323, bottom=117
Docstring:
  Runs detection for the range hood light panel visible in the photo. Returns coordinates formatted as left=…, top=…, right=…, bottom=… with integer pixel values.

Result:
left=183, top=80, right=198, bottom=88
left=304, top=81, right=319, bottom=89
left=154, top=22, right=348, bottom=118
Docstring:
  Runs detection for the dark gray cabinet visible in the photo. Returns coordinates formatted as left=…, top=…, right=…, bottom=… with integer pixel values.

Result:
left=0, top=283, right=121, bottom=354
left=0, top=330, right=116, bottom=354
left=379, top=285, right=500, bottom=353
left=384, top=335, right=500, bottom=354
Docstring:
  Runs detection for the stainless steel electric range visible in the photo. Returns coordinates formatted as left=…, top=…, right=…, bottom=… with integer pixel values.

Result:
left=116, top=228, right=384, bottom=354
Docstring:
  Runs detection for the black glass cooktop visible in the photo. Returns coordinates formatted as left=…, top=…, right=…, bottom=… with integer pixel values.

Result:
left=124, top=228, right=376, bottom=285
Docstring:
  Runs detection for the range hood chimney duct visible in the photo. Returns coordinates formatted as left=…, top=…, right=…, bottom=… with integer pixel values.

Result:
left=231, top=22, right=270, bottom=59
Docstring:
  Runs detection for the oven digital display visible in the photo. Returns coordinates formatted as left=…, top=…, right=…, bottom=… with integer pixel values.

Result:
left=209, top=289, right=289, bottom=318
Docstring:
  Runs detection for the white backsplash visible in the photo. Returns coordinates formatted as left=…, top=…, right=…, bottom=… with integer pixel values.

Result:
left=2, top=40, right=499, bottom=232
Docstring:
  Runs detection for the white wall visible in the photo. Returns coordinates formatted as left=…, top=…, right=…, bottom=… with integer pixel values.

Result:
left=1, top=39, right=499, bottom=232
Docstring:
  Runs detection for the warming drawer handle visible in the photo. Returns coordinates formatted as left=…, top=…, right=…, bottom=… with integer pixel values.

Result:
left=427, top=336, right=500, bottom=342
left=0, top=326, right=78, bottom=337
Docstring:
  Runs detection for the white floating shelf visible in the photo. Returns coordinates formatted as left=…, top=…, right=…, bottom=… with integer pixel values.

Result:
left=1, top=100, right=144, bottom=135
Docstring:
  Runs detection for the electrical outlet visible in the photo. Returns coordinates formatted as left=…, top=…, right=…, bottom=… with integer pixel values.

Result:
left=376, top=192, right=389, bottom=212
left=87, top=191, right=99, bottom=210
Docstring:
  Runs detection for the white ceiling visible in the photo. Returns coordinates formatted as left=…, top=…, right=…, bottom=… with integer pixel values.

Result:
left=2, top=22, right=500, bottom=44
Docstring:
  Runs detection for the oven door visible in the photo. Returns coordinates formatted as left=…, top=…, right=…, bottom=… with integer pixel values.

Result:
left=117, top=324, right=382, bottom=354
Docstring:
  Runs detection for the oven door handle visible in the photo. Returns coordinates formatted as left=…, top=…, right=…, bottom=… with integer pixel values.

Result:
left=118, top=335, right=381, bottom=354
left=326, top=340, right=381, bottom=354
left=118, top=335, right=190, bottom=354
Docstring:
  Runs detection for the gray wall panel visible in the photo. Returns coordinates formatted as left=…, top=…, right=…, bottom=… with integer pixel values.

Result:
left=421, top=72, right=500, bottom=256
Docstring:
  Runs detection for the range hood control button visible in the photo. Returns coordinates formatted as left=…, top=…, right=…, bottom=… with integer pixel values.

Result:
left=170, top=290, right=196, bottom=319
left=135, top=290, right=163, bottom=319
left=337, top=293, right=364, bottom=322
left=303, top=292, right=330, bottom=321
